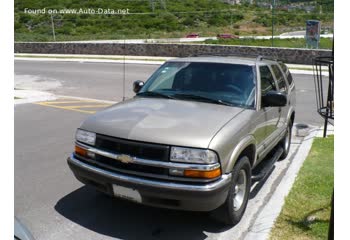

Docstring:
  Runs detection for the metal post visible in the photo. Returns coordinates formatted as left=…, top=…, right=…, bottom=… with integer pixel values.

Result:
left=50, top=14, right=56, bottom=41
left=123, top=36, right=126, bottom=101
left=271, top=0, right=275, bottom=47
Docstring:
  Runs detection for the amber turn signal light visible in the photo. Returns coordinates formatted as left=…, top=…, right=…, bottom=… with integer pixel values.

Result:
left=75, top=145, right=87, bottom=157
left=184, top=168, right=221, bottom=179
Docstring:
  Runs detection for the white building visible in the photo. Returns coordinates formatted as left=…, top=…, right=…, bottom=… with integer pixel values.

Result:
left=223, top=0, right=242, bottom=5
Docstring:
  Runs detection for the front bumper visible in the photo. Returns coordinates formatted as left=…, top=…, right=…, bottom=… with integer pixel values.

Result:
left=67, top=154, right=232, bottom=211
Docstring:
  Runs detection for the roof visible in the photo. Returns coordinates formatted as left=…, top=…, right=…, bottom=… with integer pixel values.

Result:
left=168, top=56, right=276, bottom=66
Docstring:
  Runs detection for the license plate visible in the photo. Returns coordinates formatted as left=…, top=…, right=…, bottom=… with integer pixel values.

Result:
left=112, top=184, right=142, bottom=203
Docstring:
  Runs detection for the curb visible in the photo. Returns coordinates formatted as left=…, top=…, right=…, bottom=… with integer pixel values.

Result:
left=244, top=126, right=328, bottom=240
left=15, top=57, right=165, bottom=65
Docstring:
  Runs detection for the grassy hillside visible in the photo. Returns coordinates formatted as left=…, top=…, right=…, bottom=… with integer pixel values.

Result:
left=15, top=0, right=333, bottom=42
left=205, top=37, right=332, bottom=49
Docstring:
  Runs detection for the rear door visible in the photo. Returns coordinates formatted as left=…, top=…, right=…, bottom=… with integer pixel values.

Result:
left=279, top=62, right=296, bottom=107
left=270, top=64, right=289, bottom=127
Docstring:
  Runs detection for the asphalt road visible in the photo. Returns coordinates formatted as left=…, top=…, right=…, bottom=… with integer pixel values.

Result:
left=14, top=60, right=324, bottom=240
left=15, top=60, right=324, bottom=126
left=15, top=60, right=157, bottom=102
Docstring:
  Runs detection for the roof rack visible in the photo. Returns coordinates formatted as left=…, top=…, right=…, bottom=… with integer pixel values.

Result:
left=187, top=53, right=281, bottom=63
left=188, top=52, right=256, bottom=58
left=256, top=55, right=280, bottom=62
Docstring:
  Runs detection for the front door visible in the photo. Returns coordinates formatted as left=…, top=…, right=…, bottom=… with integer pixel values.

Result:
left=259, top=65, right=282, bottom=152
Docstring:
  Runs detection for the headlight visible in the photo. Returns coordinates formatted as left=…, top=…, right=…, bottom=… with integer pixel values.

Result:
left=75, top=129, right=96, bottom=145
left=170, top=147, right=218, bottom=164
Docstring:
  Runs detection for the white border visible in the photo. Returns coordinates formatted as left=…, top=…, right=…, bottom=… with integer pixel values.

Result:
left=1, top=0, right=14, bottom=239
left=335, top=0, right=345, bottom=239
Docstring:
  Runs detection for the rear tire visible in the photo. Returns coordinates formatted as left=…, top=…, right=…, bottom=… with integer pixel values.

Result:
left=279, top=121, right=293, bottom=160
left=212, top=156, right=251, bottom=225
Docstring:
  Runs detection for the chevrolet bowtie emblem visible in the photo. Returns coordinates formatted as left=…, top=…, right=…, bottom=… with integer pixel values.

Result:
left=117, top=154, right=134, bottom=164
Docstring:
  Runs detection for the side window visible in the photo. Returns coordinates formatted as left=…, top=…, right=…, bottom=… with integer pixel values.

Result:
left=271, top=65, right=287, bottom=92
left=260, top=66, right=276, bottom=95
left=279, top=63, right=294, bottom=86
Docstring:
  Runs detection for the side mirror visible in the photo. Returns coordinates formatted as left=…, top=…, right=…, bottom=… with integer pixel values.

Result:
left=262, top=91, right=287, bottom=107
left=133, top=80, right=144, bottom=93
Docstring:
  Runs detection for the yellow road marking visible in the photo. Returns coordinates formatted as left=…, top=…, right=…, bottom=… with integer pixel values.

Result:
left=65, top=104, right=111, bottom=109
left=38, top=100, right=99, bottom=104
left=34, top=97, right=114, bottom=114
left=35, top=102, right=96, bottom=114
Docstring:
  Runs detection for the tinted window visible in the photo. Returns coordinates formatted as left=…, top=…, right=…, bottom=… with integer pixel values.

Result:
left=279, top=63, right=294, bottom=85
left=141, top=62, right=256, bottom=108
left=279, top=62, right=287, bottom=72
left=260, top=66, right=276, bottom=95
left=271, top=65, right=287, bottom=92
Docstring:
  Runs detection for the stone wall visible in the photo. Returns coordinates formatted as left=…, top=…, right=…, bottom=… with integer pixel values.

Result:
left=14, top=42, right=332, bottom=65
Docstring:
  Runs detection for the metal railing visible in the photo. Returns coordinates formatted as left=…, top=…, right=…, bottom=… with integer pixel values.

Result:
left=313, top=56, right=334, bottom=137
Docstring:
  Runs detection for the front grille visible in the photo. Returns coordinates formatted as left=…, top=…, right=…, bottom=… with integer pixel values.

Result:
left=95, top=155, right=167, bottom=175
left=75, top=154, right=168, bottom=178
left=95, top=134, right=170, bottom=162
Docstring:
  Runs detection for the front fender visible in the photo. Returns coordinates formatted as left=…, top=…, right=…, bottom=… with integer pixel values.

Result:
left=224, top=135, right=257, bottom=173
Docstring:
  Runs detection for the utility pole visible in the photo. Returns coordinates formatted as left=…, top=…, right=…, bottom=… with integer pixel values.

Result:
left=160, top=0, right=166, bottom=10
left=271, top=0, right=276, bottom=47
left=150, top=0, right=155, bottom=12
left=122, top=36, right=126, bottom=101
left=50, top=14, right=56, bottom=41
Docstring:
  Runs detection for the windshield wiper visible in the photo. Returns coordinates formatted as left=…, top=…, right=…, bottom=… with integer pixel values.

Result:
left=173, top=93, right=233, bottom=106
left=137, top=91, right=176, bottom=99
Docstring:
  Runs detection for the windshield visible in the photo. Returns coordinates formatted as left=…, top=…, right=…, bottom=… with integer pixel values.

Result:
left=139, top=62, right=256, bottom=108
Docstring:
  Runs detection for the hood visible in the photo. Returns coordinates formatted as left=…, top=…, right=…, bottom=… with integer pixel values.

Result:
left=80, top=97, right=244, bottom=148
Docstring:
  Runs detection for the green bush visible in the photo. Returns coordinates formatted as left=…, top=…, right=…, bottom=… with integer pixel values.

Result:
left=253, top=14, right=272, bottom=27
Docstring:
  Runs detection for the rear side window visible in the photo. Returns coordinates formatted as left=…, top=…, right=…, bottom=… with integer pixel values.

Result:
left=260, top=66, right=276, bottom=95
left=271, top=65, right=287, bottom=92
left=279, top=63, right=294, bottom=86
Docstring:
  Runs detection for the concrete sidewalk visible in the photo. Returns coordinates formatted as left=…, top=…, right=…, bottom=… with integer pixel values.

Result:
left=14, top=54, right=169, bottom=65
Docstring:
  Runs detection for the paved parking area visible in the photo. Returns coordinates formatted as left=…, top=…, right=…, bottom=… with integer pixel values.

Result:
left=15, top=101, right=306, bottom=240
left=15, top=60, right=326, bottom=240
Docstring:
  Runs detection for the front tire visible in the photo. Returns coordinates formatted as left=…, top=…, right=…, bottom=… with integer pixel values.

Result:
left=212, top=156, right=251, bottom=225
